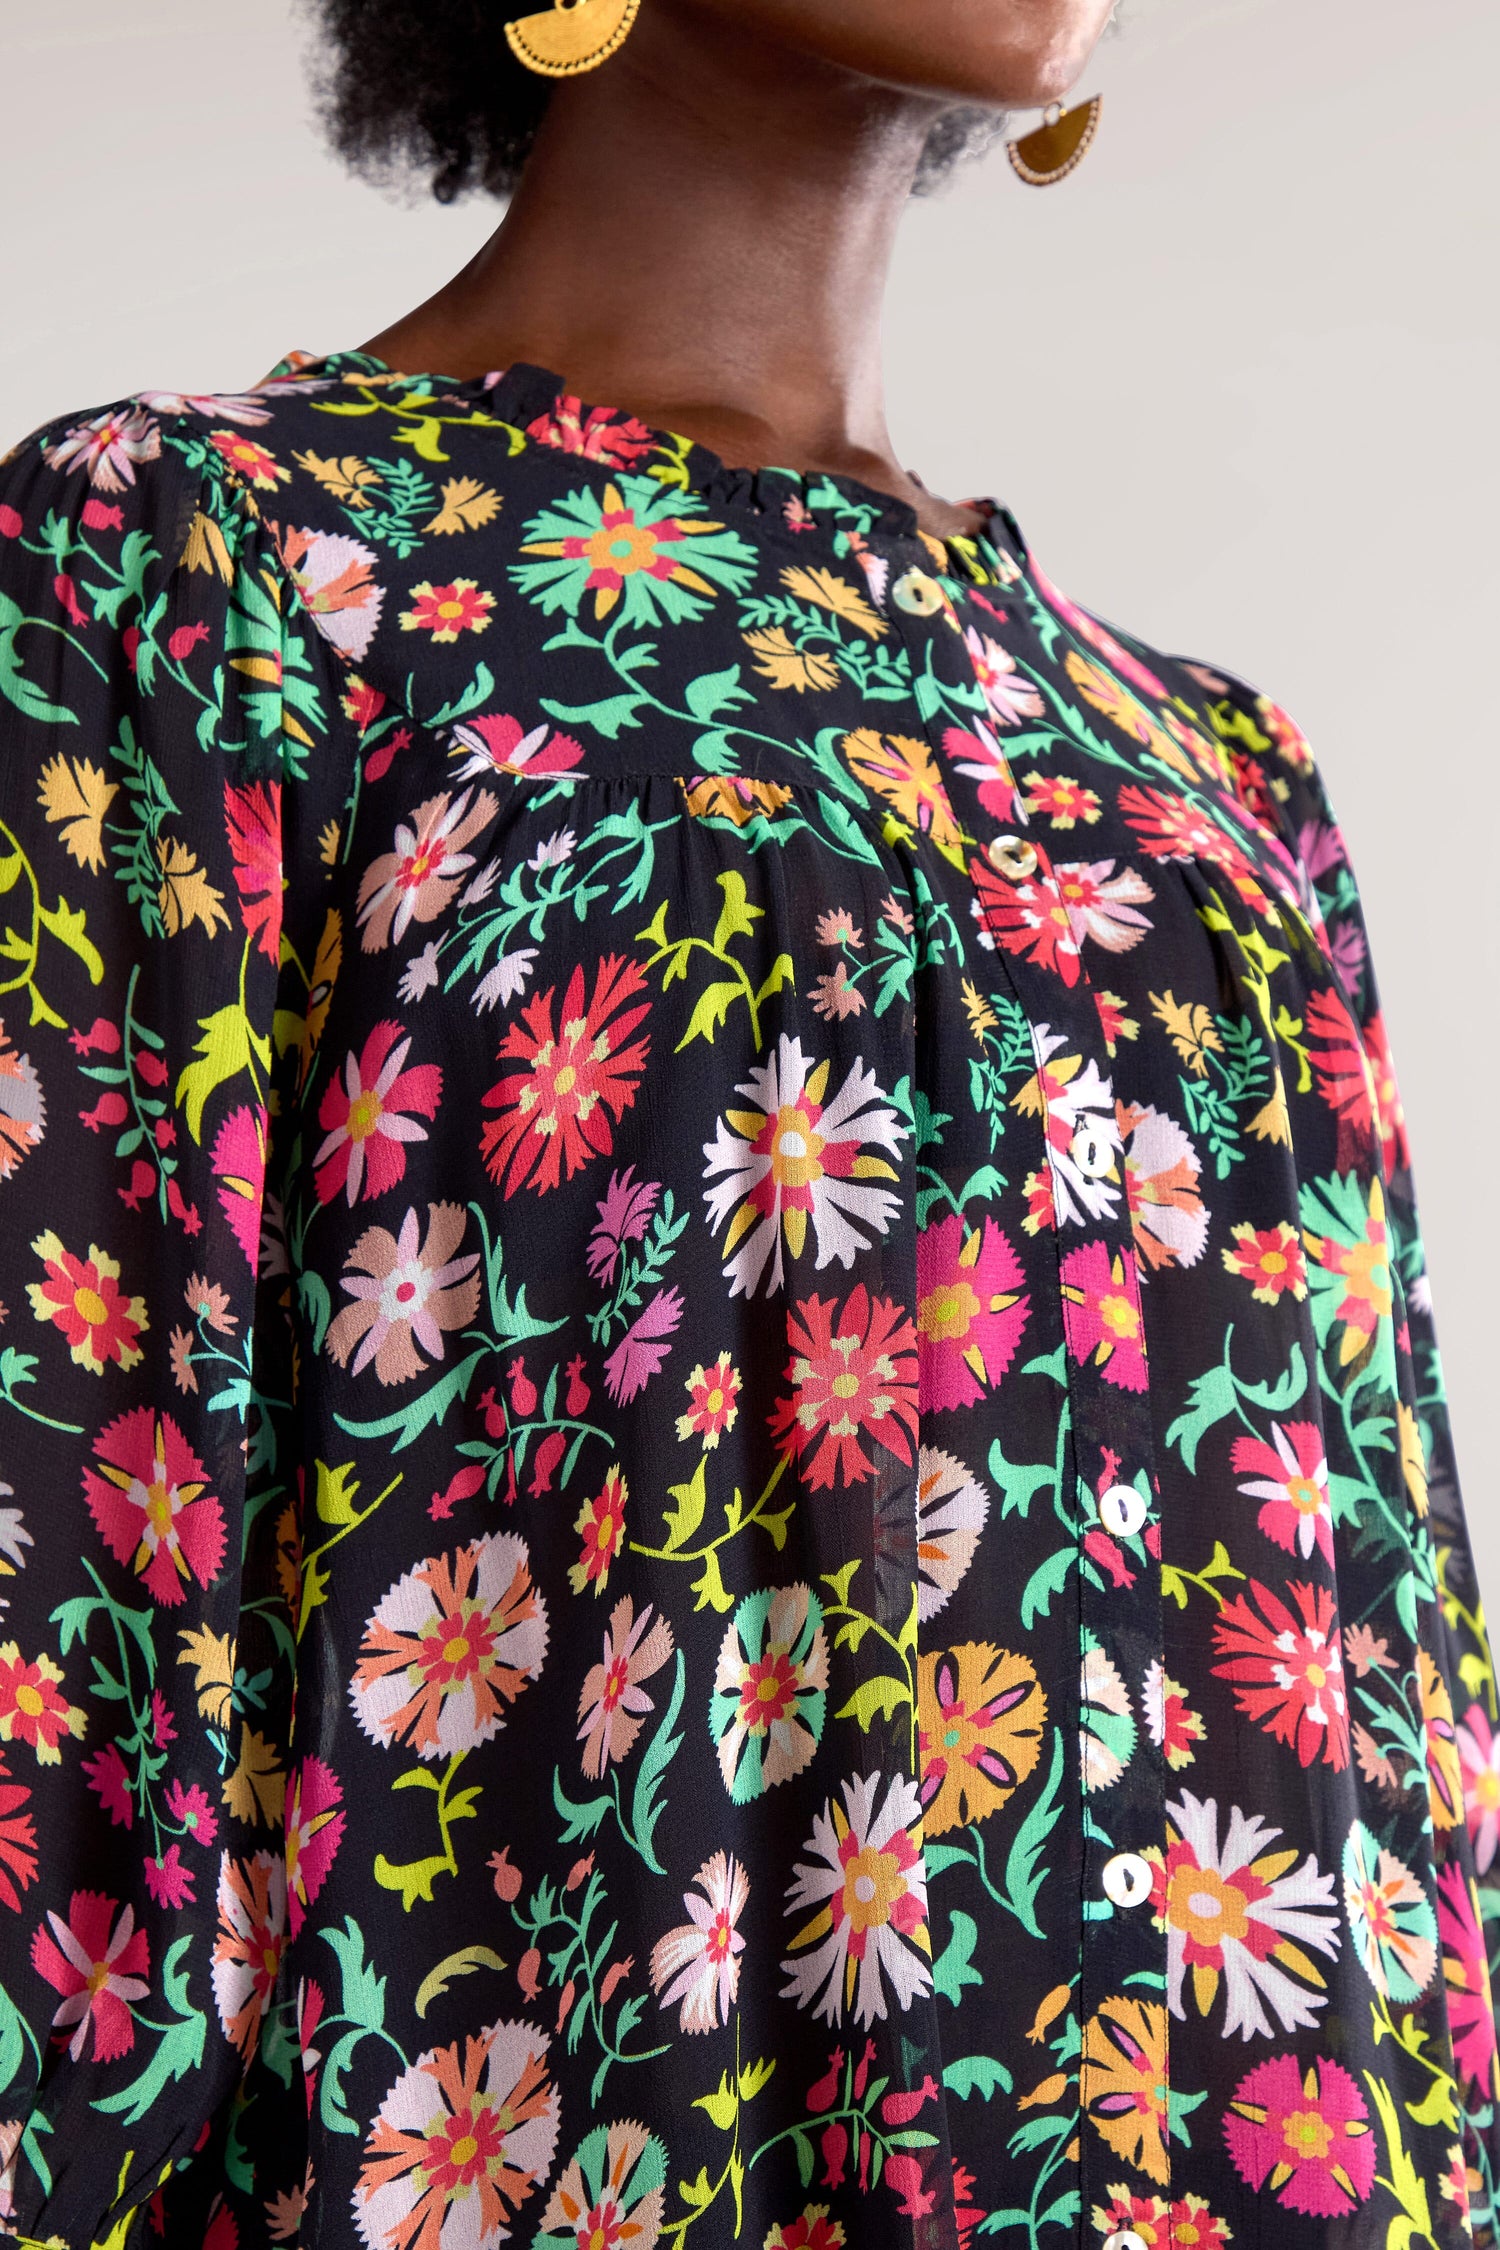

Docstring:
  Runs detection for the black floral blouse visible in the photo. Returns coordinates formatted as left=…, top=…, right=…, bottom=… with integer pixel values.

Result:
left=0, top=348, right=1492, bottom=2250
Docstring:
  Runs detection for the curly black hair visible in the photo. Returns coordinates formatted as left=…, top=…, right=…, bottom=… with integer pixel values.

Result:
left=303, top=0, right=1006, bottom=204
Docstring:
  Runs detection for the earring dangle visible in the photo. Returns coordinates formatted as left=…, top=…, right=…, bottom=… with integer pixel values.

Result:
left=504, top=0, right=640, bottom=78
left=1006, top=95, right=1102, bottom=186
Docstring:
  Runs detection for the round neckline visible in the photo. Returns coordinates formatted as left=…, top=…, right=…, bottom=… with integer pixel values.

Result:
left=270, top=347, right=1013, bottom=580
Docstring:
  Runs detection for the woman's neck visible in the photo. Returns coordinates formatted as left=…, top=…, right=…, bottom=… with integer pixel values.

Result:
left=364, top=1, right=982, bottom=537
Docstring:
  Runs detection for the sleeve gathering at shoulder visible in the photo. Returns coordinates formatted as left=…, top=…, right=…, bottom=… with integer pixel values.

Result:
left=0, top=396, right=330, bottom=2242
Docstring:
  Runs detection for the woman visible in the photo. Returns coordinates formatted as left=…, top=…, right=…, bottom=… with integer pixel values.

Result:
left=0, top=2, right=1491, bottom=2244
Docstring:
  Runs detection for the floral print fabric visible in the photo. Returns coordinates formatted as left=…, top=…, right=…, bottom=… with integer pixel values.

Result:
left=0, top=348, right=1493, bottom=2250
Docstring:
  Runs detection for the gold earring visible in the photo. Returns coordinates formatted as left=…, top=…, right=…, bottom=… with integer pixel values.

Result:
left=1006, top=95, right=1102, bottom=186
left=505, top=0, right=640, bottom=77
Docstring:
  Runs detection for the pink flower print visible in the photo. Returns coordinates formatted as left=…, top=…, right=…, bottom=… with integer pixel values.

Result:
left=603, top=1286, right=683, bottom=1406
left=82, top=1408, right=227, bottom=1608
left=1232, top=1421, right=1333, bottom=1567
left=314, top=1022, right=442, bottom=1207
left=916, top=1214, right=1028, bottom=1412
left=31, top=1891, right=150, bottom=2061
left=211, top=1104, right=267, bottom=1269
left=1058, top=1239, right=1148, bottom=1392
left=284, top=1756, right=346, bottom=1938
left=1224, top=2052, right=1374, bottom=2218
left=586, top=1167, right=661, bottom=1284
left=449, top=711, right=584, bottom=781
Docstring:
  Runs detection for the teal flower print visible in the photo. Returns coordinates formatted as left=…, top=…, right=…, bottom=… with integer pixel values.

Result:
left=1342, top=1820, right=1438, bottom=2003
left=512, top=475, right=757, bottom=625
left=711, top=1582, right=829, bottom=1802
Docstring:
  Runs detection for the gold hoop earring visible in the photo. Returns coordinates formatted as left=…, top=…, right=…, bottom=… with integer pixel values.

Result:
left=1006, top=95, right=1102, bottom=187
left=505, top=0, right=640, bottom=78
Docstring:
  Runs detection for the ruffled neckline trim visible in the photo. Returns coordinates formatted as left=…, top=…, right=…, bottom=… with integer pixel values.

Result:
left=262, top=347, right=1020, bottom=583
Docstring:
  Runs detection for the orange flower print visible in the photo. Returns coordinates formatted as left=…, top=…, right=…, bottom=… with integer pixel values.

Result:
left=354, top=2019, right=560, bottom=2250
left=918, top=1643, right=1047, bottom=1834
left=350, top=1533, right=548, bottom=1760
left=211, top=1849, right=286, bottom=2059
left=357, top=786, right=499, bottom=952
left=1081, top=1994, right=1171, bottom=2183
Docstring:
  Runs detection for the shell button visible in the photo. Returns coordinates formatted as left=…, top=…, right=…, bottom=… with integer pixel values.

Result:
left=1104, top=2234, right=1150, bottom=2250
left=893, top=566, right=944, bottom=615
left=1069, top=1122, right=1114, bottom=1179
left=987, top=834, right=1038, bottom=881
left=1101, top=1852, right=1153, bottom=1909
left=1099, top=1483, right=1147, bottom=1539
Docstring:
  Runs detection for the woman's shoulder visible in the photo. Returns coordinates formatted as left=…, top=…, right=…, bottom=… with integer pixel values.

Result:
left=1019, top=543, right=1334, bottom=839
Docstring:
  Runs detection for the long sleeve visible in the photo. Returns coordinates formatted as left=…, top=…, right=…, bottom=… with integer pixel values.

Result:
left=1205, top=664, right=1500, bottom=2205
left=0, top=400, right=307, bottom=2245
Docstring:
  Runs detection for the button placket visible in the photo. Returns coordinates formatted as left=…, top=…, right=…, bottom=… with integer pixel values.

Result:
left=878, top=549, right=1172, bottom=2214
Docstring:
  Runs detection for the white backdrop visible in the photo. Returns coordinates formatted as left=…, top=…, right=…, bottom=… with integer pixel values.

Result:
left=3, top=0, right=1498, bottom=1582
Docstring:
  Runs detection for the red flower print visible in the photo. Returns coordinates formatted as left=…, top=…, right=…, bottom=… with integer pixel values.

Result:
left=1359, top=1008, right=1409, bottom=1175
left=208, top=430, right=289, bottom=492
left=223, top=780, right=283, bottom=962
left=762, top=2207, right=847, bottom=2250
left=916, top=1213, right=1028, bottom=1411
left=770, top=1286, right=919, bottom=1491
left=968, top=850, right=1082, bottom=985
left=314, top=1021, right=442, bottom=1207
left=284, top=1756, right=345, bottom=1938
left=676, top=1351, right=741, bottom=1447
left=399, top=578, right=495, bottom=642
left=943, top=723, right=1019, bottom=821
left=31, top=1891, right=149, bottom=2062
left=1118, top=783, right=1275, bottom=920
left=0, top=1644, right=85, bottom=1765
left=82, top=1407, right=227, bottom=1608
left=1020, top=769, right=1102, bottom=829
left=1224, top=2051, right=1374, bottom=2217
left=0, top=1749, right=37, bottom=1911
left=527, top=395, right=655, bottom=464
left=569, top=1467, right=629, bottom=1596
left=26, top=1231, right=146, bottom=1375
left=1304, top=986, right=1378, bottom=1165
left=210, top=1104, right=267, bottom=1269
left=211, top=1850, right=286, bottom=2059
left=1437, top=1864, right=1500, bottom=2093
left=449, top=711, right=584, bottom=781
left=1058, top=1239, right=1148, bottom=1392
left=1222, top=1220, right=1307, bottom=1305
left=357, top=786, right=499, bottom=952
left=1212, top=1579, right=1349, bottom=1769
left=481, top=954, right=651, bottom=1197
left=1231, top=1420, right=1333, bottom=1566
